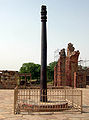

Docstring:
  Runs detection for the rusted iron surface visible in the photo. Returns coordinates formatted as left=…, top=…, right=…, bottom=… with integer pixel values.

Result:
left=40, top=5, right=47, bottom=102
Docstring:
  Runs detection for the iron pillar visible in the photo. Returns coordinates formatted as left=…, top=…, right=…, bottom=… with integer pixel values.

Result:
left=40, top=5, right=47, bottom=102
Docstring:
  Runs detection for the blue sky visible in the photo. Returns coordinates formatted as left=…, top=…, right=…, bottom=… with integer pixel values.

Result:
left=0, top=0, right=89, bottom=71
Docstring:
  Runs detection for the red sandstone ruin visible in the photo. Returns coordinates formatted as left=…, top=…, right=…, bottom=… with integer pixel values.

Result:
left=54, top=43, right=85, bottom=88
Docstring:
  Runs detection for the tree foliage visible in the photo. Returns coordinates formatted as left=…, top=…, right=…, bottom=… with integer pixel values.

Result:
left=19, top=61, right=57, bottom=81
left=20, top=62, right=40, bottom=79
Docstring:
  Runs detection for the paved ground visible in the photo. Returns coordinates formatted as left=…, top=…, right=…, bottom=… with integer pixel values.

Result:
left=0, top=88, right=89, bottom=120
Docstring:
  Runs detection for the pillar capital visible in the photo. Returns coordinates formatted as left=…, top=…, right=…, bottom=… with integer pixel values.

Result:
left=41, top=5, right=47, bottom=22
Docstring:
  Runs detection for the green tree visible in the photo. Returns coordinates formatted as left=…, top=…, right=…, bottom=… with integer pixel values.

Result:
left=19, top=61, right=57, bottom=83
left=19, top=62, right=40, bottom=79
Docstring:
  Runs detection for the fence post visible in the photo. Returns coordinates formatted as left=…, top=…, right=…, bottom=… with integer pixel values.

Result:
left=65, top=89, right=66, bottom=101
left=81, top=90, right=82, bottom=113
left=14, top=88, right=15, bottom=114
left=14, top=87, right=17, bottom=114
left=72, top=89, right=73, bottom=108
left=14, top=86, right=18, bottom=114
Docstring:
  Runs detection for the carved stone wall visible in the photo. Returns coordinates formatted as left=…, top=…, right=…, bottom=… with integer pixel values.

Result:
left=54, top=43, right=80, bottom=87
left=65, top=43, right=80, bottom=87
left=54, top=49, right=66, bottom=86
left=74, top=70, right=86, bottom=88
left=0, top=70, right=18, bottom=89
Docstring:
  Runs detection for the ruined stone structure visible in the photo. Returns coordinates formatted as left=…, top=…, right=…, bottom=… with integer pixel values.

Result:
left=74, top=70, right=86, bottom=88
left=0, top=71, right=32, bottom=89
left=54, top=43, right=80, bottom=87
left=0, top=70, right=18, bottom=89
left=65, top=43, right=80, bottom=87
left=54, top=49, right=66, bottom=86
left=18, top=73, right=31, bottom=87
left=86, top=70, right=89, bottom=85
left=74, top=69, right=89, bottom=88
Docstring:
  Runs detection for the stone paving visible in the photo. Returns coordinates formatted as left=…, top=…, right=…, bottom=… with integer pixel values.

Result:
left=0, top=88, right=89, bottom=120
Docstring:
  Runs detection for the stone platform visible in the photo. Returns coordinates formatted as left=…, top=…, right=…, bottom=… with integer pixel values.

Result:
left=19, top=101, right=68, bottom=112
